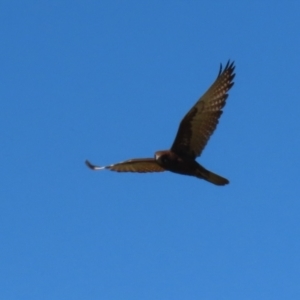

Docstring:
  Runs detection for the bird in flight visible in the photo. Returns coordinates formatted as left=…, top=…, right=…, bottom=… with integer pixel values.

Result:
left=86, top=61, right=235, bottom=186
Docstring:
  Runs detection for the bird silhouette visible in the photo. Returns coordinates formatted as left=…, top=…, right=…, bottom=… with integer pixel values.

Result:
left=86, top=61, right=235, bottom=186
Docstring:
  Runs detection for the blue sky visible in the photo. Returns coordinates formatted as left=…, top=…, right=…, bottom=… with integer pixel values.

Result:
left=1, top=1, right=300, bottom=299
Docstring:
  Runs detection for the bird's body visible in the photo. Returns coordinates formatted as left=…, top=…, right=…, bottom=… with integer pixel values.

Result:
left=155, top=150, right=198, bottom=176
left=154, top=150, right=229, bottom=185
left=86, top=61, right=235, bottom=186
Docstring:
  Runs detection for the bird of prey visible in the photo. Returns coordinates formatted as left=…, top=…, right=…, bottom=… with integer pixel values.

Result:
left=86, top=61, right=235, bottom=186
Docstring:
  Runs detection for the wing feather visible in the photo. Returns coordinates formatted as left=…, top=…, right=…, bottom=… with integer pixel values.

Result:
left=86, top=158, right=165, bottom=173
left=171, top=61, right=235, bottom=159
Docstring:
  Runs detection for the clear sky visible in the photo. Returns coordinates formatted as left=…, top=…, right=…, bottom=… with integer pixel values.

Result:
left=1, top=1, right=300, bottom=299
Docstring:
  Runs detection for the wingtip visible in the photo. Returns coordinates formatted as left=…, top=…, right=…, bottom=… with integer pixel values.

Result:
left=228, top=60, right=235, bottom=70
left=85, top=160, right=105, bottom=171
left=218, top=60, right=235, bottom=78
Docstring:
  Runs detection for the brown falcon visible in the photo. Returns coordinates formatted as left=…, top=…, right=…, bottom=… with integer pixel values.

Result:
left=86, top=61, right=235, bottom=186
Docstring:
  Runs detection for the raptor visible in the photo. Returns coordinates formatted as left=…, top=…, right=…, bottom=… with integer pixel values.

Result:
left=86, top=61, right=235, bottom=186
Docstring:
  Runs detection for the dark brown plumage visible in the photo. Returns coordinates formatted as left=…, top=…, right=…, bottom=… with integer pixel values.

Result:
left=86, top=61, right=235, bottom=185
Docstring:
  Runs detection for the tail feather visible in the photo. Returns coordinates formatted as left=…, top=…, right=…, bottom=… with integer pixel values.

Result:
left=197, top=166, right=229, bottom=186
left=205, top=171, right=229, bottom=186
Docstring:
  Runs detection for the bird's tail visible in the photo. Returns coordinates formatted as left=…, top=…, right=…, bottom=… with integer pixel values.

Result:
left=197, top=166, right=229, bottom=186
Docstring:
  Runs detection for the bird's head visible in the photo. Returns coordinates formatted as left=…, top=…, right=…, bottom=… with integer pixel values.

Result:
left=155, top=150, right=177, bottom=167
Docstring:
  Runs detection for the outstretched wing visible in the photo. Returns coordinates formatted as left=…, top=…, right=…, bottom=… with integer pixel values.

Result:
left=85, top=158, right=165, bottom=173
left=171, top=61, right=235, bottom=159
